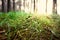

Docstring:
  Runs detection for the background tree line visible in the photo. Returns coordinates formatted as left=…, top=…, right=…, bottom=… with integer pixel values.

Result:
left=1, top=0, right=36, bottom=13
left=2, top=0, right=15, bottom=12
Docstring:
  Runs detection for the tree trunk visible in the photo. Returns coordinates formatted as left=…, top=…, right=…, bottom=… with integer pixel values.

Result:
left=53, top=0, right=57, bottom=14
left=19, top=0, right=21, bottom=10
left=7, top=0, right=13, bottom=12
left=34, top=0, right=35, bottom=11
left=7, top=0, right=10, bottom=12
left=13, top=0, right=15, bottom=11
left=23, top=0, right=25, bottom=10
left=2, top=0, right=7, bottom=12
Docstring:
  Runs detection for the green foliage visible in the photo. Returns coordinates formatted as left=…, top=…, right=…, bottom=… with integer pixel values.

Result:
left=51, top=14, right=60, bottom=37
left=0, top=12, right=60, bottom=40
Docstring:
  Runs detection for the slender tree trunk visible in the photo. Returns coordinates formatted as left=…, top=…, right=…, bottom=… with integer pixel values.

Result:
left=46, top=0, right=47, bottom=13
left=34, top=0, right=35, bottom=11
left=7, top=0, right=10, bottom=12
left=13, top=0, right=15, bottom=11
left=23, top=0, right=25, bottom=10
left=53, top=0, right=57, bottom=14
left=2, top=0, right=7, bottom=12
left=19, top=0, right=21, bottom=10
left=7, top=0, right=13, bottom=12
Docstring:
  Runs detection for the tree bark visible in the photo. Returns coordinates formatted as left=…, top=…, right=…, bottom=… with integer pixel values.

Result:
left=13, top=0, right=15, bottom=11
left=53, top=0, right=57, bottom=14
left=19, top=0, right=21, bottom=10
left=7, top=0, right=13, bottom=12
left=23, top=0, right=25, bottom=10
left=34, top=0, right=35, bottom=11
left=7, top=0, right=10, bottom=12
left=2, top=0, right=7, bottom=12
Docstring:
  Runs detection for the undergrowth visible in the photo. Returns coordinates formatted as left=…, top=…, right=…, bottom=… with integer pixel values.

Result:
left=0, top=11, right=60, bottom=40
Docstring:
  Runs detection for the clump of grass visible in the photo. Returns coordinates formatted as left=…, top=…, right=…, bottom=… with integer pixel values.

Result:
left=0, top=11, right=60, bottom=40
left=50, top=14, right=60, bottom=37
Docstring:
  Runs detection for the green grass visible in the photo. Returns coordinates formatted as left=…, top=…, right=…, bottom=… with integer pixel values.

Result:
left=0, top=11, right=60, bottom=40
